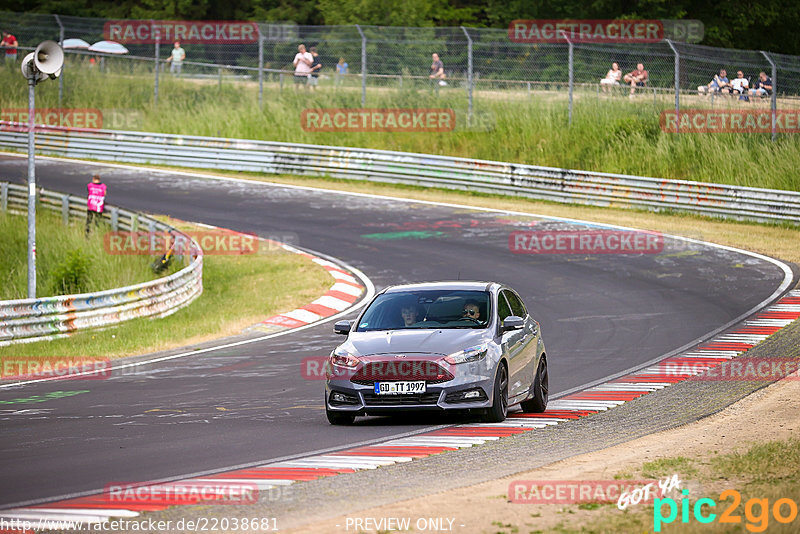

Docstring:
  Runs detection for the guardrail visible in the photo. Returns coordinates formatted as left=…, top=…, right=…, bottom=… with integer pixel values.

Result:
left=0, top=124, right=798, bottom=224
left=0, top=181, right=203, bottom=346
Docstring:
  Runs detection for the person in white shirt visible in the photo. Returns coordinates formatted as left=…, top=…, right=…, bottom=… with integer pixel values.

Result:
left=293, top=44, right=313, bottom=89
left=730, top=70, right=749, bottom=99
left=166, top=41, right=185, bottom=75
left=600, top=62, right=622, bottom=93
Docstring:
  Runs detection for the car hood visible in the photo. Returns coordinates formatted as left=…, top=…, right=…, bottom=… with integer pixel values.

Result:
left=344, top=328, right=490, bottom=356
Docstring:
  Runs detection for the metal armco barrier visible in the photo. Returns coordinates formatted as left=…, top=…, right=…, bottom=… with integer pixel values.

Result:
left=0, top=124, right=798, bottom=224
left=0, top=181, right=203, bottom=345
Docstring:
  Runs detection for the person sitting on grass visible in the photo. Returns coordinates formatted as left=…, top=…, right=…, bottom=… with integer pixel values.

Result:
left=623, top=63, right=648, bottom=96
left=749, top=71, right=773, bottom=98
left=698, top=69, right=729, bottom=95
left=600, top=62, right=622, bottom=93
left=730, top=70, right=750, bottom=101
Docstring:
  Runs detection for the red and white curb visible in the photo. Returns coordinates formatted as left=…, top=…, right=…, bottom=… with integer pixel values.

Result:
left=3, top=289, right=797, bottom=525
left=247, top=244, right=366, bottom=333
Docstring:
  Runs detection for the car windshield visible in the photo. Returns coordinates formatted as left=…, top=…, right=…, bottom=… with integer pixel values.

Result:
left=356, top=289, right=491, bottom=331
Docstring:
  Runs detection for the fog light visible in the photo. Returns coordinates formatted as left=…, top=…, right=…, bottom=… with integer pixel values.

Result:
left=332, top=392, right=347, bottom=402
left=464, top=390, right=481, bottom=399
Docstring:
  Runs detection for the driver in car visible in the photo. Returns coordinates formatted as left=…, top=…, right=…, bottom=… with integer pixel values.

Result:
left=401, top=305, right=420, bottom=327
left=462, top=300, right=481, bottom=320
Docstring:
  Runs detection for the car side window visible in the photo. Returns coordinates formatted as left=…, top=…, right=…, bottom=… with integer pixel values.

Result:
left=505, top=290, right=527, bottom=318
left=497, top=291, right=513, bottom=322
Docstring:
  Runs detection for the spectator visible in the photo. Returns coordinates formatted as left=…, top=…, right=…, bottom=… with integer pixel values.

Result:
left=730, top=70, right=750, bottom=100
left=429, top=53, right=446, bottom=86
left=293, top=44, right=313, bottom=89
left=600, top=62, right=622, bottom=93
left=623, top=63, right=648, bottom=95
left=1, top=30, right=18, bottom=64
left=749, top=71, right=773, bottom=98
left=85, top=174, right=106, bottom=237
left=698, top=69, right=729, bottom=95
left=309, top=46, right=321, bottom=90
left=335, top=57, right=348, bottom=86
left=166, top=41, right=185, bottom=75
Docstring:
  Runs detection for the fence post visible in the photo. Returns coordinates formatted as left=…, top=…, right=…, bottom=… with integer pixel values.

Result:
left=560, top=32, right=573, bottom=126
left=280, top=72, right=284, bottom=92
left=61, top=194, right=70, bottom=225
left=1, top=182, right=7, bottom=212
left=355, top=25, right=366, bottom=107
left=111, top=207, right=119, bottom=231
left=54, top=15, right=65, bottom=106
left=153, top=21, right=160, bottom=107
left=760, top=51, right=777, bottom=142
left=665, top=39, right=680, bottom=134
left=258, top=28, right=264, bottom=107
left=461, top=26, right=473, bottom=124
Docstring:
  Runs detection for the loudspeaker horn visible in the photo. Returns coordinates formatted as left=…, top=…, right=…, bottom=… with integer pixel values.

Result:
left=33, top=40, right=64, bottom=77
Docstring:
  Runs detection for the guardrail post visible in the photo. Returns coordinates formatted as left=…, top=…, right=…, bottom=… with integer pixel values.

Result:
left=110, top=206, right=119, bottom=231
left=760, top=51, right=777, bottom=142
left=61, top=194, right=70, bottom=225
left=153, top=21, right=160, bottom=107
left=258, top=28, right=264, bottom=107
left=665, top=39, right=680, bottom=134
left=132, top=213, right=139, bottom=232
left=560, top=31, right=574, bottom=126
left=1, top=182, right=7, bottom=212
left=55, top=15, right=65, bottom=106
left=355, top=25, right=367, bottom=107
left=461, top=26, right=473, bottom=124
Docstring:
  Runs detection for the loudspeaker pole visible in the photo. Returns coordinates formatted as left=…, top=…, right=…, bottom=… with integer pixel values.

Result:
left=27, top=74, right=36, bottom=298
left=20, top=41, right=64, bottom=299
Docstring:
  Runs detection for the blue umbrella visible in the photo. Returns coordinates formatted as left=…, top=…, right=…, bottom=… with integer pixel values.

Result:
left=62, top=38, right=90, bottom=49
left=88, top=40, right=129, bottom=55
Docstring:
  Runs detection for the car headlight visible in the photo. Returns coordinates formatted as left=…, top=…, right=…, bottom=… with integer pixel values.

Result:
left=444, top=343, right=489, bottom=364
left=330, top=347, right=360, bottom=368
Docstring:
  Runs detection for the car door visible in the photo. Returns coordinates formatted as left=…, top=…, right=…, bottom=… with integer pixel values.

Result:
left=498, top=289, right=529, bottom=400
left=504, top=290, right=539, bottom=394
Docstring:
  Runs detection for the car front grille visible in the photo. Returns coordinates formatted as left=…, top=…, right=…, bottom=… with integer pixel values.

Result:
left=363, top=392, right=441, bottom=406
left=350, top=360, right=454, bottom=385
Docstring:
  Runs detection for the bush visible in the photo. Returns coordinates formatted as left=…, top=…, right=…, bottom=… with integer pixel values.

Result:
left=49, top=249, right=91, bottom=295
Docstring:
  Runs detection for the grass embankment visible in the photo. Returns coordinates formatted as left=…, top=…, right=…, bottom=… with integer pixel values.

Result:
left=0, top=208, right=179, bottom=300
left=1, top=64, right=799, bottom=191
left=538, top=439, right=800, bottom=533
left=0, top=214, right=333, bottom=359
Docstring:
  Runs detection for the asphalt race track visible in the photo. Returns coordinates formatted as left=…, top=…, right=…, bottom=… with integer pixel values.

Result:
left=0, top=155, right=792, bottom=508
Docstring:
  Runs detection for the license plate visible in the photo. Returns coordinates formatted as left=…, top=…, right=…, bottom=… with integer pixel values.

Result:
left=374, top=381, right=426, bottom=395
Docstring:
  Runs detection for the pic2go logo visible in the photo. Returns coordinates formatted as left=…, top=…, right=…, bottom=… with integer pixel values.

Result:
left=654, top=489, right=799, bottom=532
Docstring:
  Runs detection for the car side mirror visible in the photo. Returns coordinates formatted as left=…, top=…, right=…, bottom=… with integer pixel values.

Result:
left=502, top=315, right=524, bottom=332
left=334, top=320, right=353, bottom=335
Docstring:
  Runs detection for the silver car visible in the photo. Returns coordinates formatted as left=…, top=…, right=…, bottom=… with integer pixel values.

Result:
left=325, top=281, right=548, bottom=425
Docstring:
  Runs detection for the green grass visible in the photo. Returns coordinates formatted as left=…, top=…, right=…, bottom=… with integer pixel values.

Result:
left=0, top=208, right=179, bottom=300
left=546, top=439, right=800, bottom=533
left=0, top=211, right=333, bottom=358
left=2, top=63, right=799, bottom=192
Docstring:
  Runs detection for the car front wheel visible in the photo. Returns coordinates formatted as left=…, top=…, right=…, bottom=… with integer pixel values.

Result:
left=483, top=363, right=508, bottom=423
left=326, top=395, right=356, bottom=425
left=521, top=356, right=548, bottom=413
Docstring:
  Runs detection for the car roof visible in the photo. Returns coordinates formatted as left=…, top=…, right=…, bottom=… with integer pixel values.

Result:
left=382, top=281, right=497, bottom=293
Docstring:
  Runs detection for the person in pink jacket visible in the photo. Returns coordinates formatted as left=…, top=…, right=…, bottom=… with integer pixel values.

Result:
left=86, top=174, right=106, bottom=236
